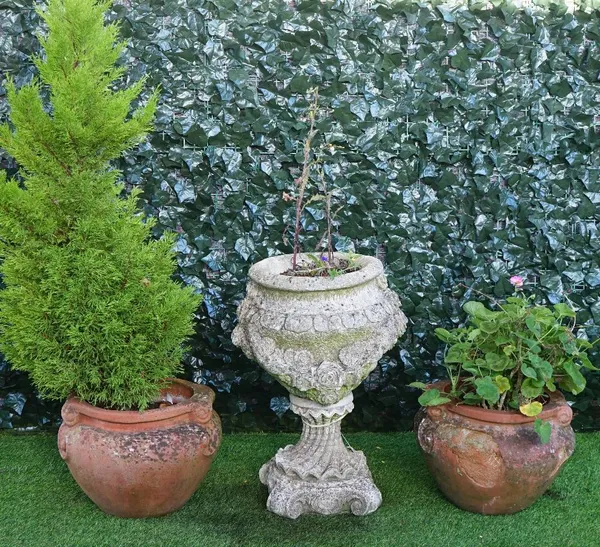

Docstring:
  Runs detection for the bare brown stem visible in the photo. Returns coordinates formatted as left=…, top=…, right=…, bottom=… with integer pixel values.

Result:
left=317, top=165, right=334, bottom=262
left=292, top=89, right=319, bottom=270
left=514, top=368, right=524, bottom=406
left=497, top=390, right=507, bottom=411
left=326, top=190, right=333, bottom=262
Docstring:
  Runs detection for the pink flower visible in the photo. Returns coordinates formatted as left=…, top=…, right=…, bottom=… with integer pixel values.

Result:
left=509, top=275, right=524, bottom=288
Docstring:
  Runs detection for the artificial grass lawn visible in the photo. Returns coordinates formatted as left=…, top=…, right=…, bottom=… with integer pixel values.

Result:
left=1, top=433, right=600, bottom=547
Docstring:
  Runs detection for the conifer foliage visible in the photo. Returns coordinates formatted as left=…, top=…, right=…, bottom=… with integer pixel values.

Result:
left=0, top=0, right=201, bottom=410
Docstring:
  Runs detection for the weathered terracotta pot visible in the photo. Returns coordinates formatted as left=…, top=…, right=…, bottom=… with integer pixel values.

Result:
left=415, top=381, right=575, bottom=515
left=58, top=379, right=221, bottom=518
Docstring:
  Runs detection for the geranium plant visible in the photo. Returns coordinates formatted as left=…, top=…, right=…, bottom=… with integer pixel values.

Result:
left=412, top=276, right=597, bottom=443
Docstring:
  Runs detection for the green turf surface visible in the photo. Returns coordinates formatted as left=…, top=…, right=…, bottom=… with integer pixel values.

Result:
left=1, top=432, right=599, bottom=547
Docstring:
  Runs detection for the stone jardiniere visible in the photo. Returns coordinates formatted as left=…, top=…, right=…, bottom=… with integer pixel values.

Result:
left=58, top=379, right=222, bottom=518
left=232, top=253, right=407, bottom=518
left=415, top=381, right=575, bottom=515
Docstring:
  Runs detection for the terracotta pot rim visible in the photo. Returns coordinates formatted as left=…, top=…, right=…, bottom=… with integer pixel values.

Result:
left=248, top=252, right=383, bottom=293
left=64, top=378, right=214, bottom=425
left=428, top=380, right=570, bottom=424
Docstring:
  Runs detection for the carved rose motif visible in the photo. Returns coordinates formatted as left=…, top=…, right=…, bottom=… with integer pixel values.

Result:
left=364, top=304, right=386, bottom=323
left=352, top=311, right=368, bottom=328
left=285, top=315, right=313, bottom=333
left=313, top=315, right=329, bottom=332
left=233, top=254, right=407, bottom=405
left=339, top=341, right=374, bottom=371
left=316, top=361, right=345, bottom=389
left=284, top=349, right=315, bottom=372
left=328, top=315, right=343, bottom=331
left=260, top=312, right=286, bottom=330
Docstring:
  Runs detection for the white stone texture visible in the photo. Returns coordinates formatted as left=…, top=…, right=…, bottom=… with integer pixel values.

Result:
left=232, top=253, right=407, bottom=405
left=259, top=394, right=382, bottom=518
left=232, top=253, right=407, bottom=517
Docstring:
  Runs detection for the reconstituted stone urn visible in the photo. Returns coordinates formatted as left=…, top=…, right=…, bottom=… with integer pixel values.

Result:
left=232, top=253, right=407, bottom=518
left=58, top=379, right=221, bottom=518
left=415, top=381, right=575, bottom=515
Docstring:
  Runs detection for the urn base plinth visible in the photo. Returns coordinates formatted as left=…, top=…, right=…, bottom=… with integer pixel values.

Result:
left=258, top=394, right=382, bottom=519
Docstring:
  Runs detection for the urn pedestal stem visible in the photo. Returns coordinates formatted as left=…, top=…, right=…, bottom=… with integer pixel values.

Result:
left=259, top=394, right=382, bottom=519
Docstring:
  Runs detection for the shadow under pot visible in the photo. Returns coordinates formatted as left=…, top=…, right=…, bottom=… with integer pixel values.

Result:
left=414, top=381, right=575, bottom=515
left=58, top=378, right=221, bottom=518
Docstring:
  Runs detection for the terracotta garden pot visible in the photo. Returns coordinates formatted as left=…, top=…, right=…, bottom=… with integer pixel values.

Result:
left=57, top=378, right=221, bottom=518
left=415, top=381, right=575, bottom=515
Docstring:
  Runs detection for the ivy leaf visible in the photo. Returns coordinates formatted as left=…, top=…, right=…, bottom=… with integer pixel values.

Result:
left=520, top=401, right=543, bottom=417
left=475, top=376, right=500, bottom=404
left=450, top=48, right=471, bottom=71
left=481, top=41, right=500, bottom=61
left=269, top=396, right=290, bottom=418
left=228, top=67, right=249, bottom=88
left=408, top=382, right=428, bottom=390
left=534, top=419, right=552, bottom=444
left=349, top=98, right=369, bottom=121
left=531, top=47, right=548, bottom=70
left=234, top=235, right=255, bottom=261
left=4, top=392, right=25, bottom=415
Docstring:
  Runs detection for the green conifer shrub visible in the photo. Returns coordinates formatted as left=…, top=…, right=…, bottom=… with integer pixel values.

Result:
left=0, top=0, right=202, bottom=411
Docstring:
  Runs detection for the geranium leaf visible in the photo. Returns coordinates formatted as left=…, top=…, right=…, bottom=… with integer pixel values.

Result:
left=418, top=389, right=451, bottom=407
left=535, top=418, right=552, bottom=444
left=494, top=375, right=510, bottom=394
left=521, top=378, right=544, bottom=398
left=520, top=401, right=543, bottom=417
left=475, top=376, right=500, bottom=404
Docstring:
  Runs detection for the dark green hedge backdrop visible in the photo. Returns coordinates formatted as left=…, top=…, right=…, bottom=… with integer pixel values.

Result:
left=2, top=0, right=600, bottom=431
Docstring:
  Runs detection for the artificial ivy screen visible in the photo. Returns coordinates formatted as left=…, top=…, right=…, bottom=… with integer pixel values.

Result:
left=1, top=0, right=600, bottom=431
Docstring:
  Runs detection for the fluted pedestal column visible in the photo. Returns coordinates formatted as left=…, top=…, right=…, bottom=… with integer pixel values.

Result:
left=259, top=394, right=381, bottom=519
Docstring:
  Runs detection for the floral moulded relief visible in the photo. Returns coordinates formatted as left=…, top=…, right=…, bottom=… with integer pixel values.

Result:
left=233, top=253, right=407, bottom=518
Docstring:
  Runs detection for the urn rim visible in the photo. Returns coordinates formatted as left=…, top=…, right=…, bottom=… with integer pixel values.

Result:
left=248, top=253, right=384, bottom=293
